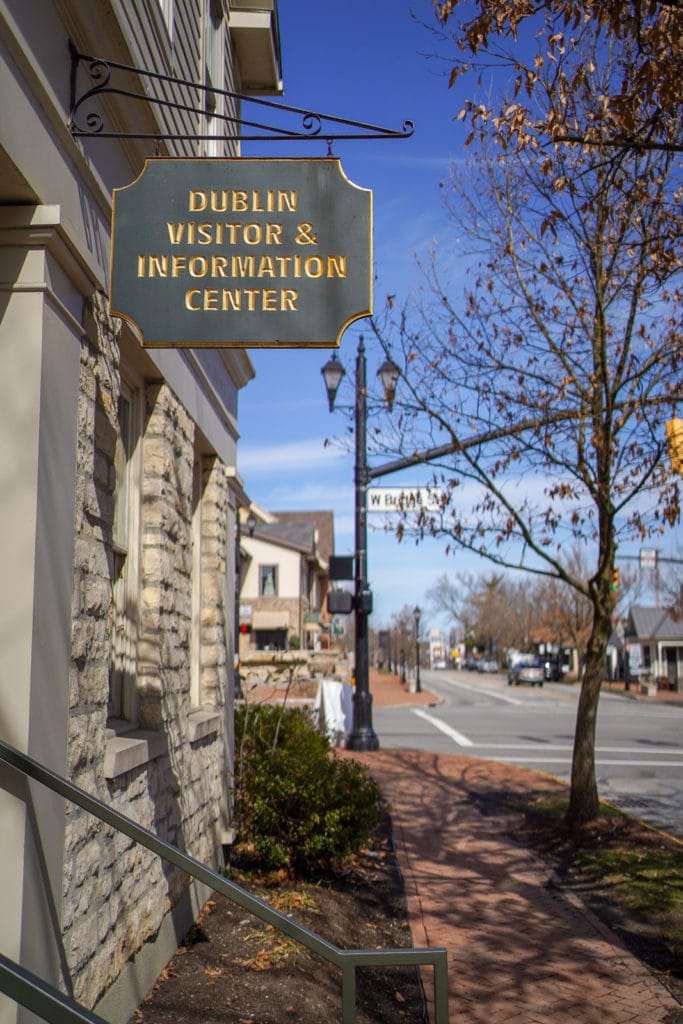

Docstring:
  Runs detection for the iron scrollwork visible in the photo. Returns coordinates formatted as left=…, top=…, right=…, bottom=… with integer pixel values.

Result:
left=68, top=44, right=414, bottom=145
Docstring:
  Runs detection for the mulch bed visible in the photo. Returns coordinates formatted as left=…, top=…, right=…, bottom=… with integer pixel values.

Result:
left=133, top=811, right=427, bottom=1024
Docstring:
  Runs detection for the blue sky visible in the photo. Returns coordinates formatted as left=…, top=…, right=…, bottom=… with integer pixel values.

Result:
left=236, top=0, right=467, bottom=627
left=235, top=0, right=682, bottom=628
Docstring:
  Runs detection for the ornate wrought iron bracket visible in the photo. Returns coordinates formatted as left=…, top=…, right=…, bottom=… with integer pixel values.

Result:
left=68, top=44, right=414, bottom=145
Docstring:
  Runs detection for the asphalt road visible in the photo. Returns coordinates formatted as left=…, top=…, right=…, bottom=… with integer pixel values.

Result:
left=373, top=667, right=683, bottom=840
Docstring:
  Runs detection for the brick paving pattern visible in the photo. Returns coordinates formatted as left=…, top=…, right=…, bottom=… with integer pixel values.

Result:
left=346, top=671, right=682, bottom=1024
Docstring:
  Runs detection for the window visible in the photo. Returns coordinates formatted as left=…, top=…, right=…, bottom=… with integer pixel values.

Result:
left=259, top=565, right=277, bottom=597
left=109, top=376, right=142, bottom=725
left=190, top=455, right=203, bottom=707
left=255, top=629, right=286, bottom=652
left=112, top=391, right=130, bottom=552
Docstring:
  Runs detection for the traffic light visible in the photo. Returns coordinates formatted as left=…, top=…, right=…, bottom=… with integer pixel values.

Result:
left=612, top=566, right=620, bottom=592
left=666, top=417, right=683, bottom=475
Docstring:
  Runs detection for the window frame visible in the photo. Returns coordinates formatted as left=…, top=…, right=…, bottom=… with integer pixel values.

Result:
left=108, top=370, right=143, bottom=728
left=189, top=454, right=204, bottom=708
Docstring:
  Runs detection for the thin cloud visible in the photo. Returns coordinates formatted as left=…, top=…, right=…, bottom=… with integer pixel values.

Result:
left=256, top=483, right=352, bottom=509
left=239, top=438, right=347, bottom=476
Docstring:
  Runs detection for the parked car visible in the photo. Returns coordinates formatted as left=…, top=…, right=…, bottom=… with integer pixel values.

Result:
left=543, top=658, right=564, bottom=681
left=508, top=655, right=545, bottom=686
left=478, top=659, right=500, bottom=673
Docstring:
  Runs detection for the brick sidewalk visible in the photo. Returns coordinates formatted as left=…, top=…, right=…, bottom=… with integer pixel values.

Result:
left=355, top=671, right=681, bottom=1022
left=247, top=668, right=681, bottom=1021
left=346, top=749, right=681, bottom=1024
left=367, top=668, right=440, bottom=708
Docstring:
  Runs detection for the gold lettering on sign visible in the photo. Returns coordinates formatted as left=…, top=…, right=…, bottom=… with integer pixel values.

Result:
left=185, top=287, right=299, bottom=311
left=149, top=256, right=168, bottom=277
left=130, top=177, right=360, bottom=332
left=295, top=223, right=318, bottom=245
left=188, top=189, right=297, bottom=213
left=167, top=222, right=285, bottom=246
left=137, top=254, right=347, bottom=280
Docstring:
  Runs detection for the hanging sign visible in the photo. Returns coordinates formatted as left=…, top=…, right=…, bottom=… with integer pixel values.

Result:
left=110, top=158, right=372, bottom=348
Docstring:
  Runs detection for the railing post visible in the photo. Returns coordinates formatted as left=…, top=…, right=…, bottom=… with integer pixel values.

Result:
left=432, top=952, right=450, bottom=1024
left=341, top=960, right=356, bottom=1024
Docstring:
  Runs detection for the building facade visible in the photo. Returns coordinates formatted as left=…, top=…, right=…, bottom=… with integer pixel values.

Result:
left=0, top=2, right=281, bottom=1021
left=625, top=606, right=683, bottom=690
left=239, top=510, right=334, bottom=652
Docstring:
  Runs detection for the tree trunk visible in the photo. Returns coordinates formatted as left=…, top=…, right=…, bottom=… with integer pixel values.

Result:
left=566, top=595, right=614, bottom=824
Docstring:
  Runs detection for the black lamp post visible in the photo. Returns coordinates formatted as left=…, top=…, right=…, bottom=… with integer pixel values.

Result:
left=413, top=605, right=422, bottom=693
left=321, top=337, right=399, bottom=751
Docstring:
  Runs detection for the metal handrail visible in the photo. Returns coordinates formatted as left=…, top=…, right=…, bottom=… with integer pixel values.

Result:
left=0, top=739, right=449, bottom=1023
left=0, top=953, right=107, bottom=1024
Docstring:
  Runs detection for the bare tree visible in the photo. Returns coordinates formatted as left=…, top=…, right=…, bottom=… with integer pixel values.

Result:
left=660, top=555, right=683, bottom=620
left=371, top=27, right=681, bottom=822
left=426, top=572, right=479, bottom=646
left=530, top=548, right=594, bottom=670
left=427, top=571, right=536, bottom=655
left=389, top=605, right=423, bottom=672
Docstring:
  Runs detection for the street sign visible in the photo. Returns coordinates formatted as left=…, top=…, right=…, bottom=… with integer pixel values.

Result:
left=640, top=548, right=658, bottom=570
left=329, top=555, right=354, bottom=580
left=110, top=157, right=372, bottom=348
left=367, top=487, right=445, bottom=512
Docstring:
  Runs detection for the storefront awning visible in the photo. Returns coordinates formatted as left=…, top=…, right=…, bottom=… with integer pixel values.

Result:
left=252, top=610, right=290, bottom=630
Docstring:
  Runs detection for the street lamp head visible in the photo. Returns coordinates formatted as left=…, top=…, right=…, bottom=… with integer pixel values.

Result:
left=377, top=355, right=400, bottom=412
left=321, top=353, right=346, bottom=412
left=246, top=510, right=257, bottom=536
left=413, top=605, right=421, bottom=626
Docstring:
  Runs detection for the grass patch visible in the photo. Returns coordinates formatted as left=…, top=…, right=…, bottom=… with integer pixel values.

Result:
left=575, top=845, right=683, bottom=953
left=496, top=789, right=683, bottom=977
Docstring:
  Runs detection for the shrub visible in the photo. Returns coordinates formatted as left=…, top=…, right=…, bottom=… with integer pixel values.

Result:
left=233, top=704, right=383, bottom=875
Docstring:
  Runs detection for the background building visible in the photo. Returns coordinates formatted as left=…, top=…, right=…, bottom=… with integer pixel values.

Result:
left=427, top=628, right=448, bottom=670
left=239, top=510, right=334, bottom=652
left=0, top=2, right=281, bottom=1021
left=626, top=606, right=683, bottom=690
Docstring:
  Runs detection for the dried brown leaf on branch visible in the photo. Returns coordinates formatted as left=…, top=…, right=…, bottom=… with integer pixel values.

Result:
left=433, top=0, right=683, bottom=153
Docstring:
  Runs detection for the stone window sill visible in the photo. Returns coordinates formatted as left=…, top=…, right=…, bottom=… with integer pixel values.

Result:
left=103, top=712, right=222, bottom=779
left=188, top=709, right=222, bottom=743
left=104, top=728, right=167, bottom=780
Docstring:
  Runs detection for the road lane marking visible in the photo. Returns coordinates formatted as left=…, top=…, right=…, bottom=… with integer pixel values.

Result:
left=405, top=715, right=683, bottom=763
left=472, top=744, right=683, bottom=755
left=484, top=757, right=683, bottom=767
left=439, top=678, right=522, bottom=705
left=412, top=708, right=474, bottom=746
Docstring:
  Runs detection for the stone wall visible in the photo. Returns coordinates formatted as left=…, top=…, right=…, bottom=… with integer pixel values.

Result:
left=65, top=293, right=232, bottom=1009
